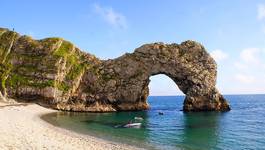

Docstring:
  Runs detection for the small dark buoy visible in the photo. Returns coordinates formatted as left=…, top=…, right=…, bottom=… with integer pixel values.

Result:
left=158, top=112, right=164, bottom=115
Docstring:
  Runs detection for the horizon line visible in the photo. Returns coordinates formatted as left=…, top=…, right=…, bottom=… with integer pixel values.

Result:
left=149, top=93, right=265, bottom=96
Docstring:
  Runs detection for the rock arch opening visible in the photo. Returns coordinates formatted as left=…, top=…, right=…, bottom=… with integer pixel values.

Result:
left=148, top=74, right=184, bottom=96
left=147, top=74, right=185, bottom=110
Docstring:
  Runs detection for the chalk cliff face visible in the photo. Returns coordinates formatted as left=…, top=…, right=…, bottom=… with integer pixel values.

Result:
left=0, top=28, right=230, bottom=112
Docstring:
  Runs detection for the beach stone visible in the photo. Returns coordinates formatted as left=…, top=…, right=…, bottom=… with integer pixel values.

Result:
left=0, top=27, right=230, bottom=112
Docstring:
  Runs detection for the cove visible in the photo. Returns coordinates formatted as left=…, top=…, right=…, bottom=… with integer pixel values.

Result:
left=42, top=95, right=265, bottom=150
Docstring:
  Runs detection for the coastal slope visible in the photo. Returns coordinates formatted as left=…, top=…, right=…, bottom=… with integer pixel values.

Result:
left=0, top=28, right=230, bottom=112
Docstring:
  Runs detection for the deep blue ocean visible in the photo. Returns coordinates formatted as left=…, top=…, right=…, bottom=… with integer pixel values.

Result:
left=42, top=95, right=265, bottom=150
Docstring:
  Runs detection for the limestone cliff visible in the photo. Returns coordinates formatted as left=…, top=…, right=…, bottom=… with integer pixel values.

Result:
left=0, top=28, right=230, bottom=112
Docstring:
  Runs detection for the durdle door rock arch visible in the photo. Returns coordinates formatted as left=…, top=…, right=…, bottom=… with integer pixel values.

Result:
left=0, top=28, right=230, bottom=112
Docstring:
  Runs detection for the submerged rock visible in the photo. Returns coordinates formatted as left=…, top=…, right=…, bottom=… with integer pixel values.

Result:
left=0, top=28, right=230, bottom=112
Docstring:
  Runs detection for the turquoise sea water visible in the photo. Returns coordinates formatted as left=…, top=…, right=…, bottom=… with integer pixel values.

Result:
left=42, top=95, right=265, bottom=150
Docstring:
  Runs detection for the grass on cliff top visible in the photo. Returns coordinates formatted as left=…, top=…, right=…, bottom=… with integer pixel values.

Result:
left=53, top=41, right=74, bottom=58
left=0, top=28, right=7, bottom=33
left=41, top=38, right=62, bottom=46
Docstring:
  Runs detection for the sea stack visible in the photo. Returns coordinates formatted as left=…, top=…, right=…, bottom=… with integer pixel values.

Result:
left=0, top=28, right=230, bottom=112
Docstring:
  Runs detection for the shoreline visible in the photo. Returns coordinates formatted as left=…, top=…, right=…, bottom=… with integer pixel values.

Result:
left=0, top=101, right=141, bottom=150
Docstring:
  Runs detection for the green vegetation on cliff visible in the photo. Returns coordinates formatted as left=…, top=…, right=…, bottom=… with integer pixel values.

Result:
left=7, top=74, right=55, bottom=89
left=0, top=29, right=87, bottom=98
left=0, top=31, right=18, bottom=94
left=53, top=41, right=87, bottom=93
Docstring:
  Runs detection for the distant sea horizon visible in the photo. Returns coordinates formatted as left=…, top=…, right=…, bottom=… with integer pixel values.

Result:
left=149, top=93, right=265, bottom=96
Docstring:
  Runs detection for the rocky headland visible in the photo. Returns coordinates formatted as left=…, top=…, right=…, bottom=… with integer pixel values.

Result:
left=0, top=28, right=230, bottom=112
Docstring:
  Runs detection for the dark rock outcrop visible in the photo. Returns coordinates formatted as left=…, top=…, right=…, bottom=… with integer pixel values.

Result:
left=0, top=28, right=230, bottom=112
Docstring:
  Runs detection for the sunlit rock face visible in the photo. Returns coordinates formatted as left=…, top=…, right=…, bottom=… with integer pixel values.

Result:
left=0, top=28, right=230, bottom=112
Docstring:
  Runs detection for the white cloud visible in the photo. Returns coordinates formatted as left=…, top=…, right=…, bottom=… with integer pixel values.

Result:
left=234, top=62, right=247, bottom=70
left=210, top=49, right=228, bottom=62
left=230, top=47, right=265, bottom=94
left=232, top=48, right=265, bottom=93
left=258, top=4, right=265, bottom=20
left=234, top=74, right=255, bottom=84
left=234, top=48, right=265, bottom=70
left=240, top=48, right=261, bottom=64
left=94, top=4, right=127, bottom=29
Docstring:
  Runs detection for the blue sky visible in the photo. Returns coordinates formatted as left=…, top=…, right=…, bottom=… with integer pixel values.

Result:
left=1, top=0, right=265, bottom=95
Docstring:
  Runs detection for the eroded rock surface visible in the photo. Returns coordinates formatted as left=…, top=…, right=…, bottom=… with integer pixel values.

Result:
left=0, top=28, right=230, bottom=112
